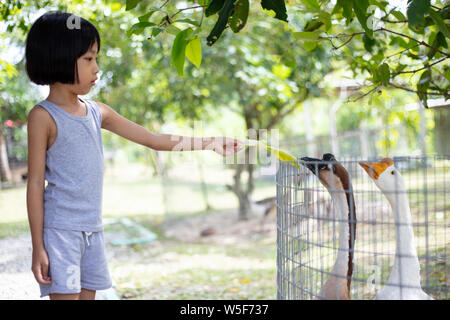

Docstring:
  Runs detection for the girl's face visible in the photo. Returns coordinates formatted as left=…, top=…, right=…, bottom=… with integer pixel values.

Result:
left=74, top=41, right=99, bottom=94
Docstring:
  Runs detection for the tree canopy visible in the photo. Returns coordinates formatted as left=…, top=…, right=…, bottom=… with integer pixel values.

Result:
left=121, top=0, right=449, bottom=106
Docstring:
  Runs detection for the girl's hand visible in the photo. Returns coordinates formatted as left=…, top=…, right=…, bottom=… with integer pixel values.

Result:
left=210, top=137, right=244, bottom=156
left=31, top=247, right=52, bottom=285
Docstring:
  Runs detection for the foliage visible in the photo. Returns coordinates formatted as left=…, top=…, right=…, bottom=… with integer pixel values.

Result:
left=120, top=0, right=448, bottom=106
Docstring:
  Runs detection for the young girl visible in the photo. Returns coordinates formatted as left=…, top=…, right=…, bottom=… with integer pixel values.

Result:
left=25, top=11, right=243, bottom=300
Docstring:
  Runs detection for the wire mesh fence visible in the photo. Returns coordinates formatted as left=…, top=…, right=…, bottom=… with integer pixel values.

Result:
left=276, top=155, right=448, bottom=300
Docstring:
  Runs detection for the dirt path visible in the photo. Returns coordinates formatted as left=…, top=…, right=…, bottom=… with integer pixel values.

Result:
left=0, top=233, right=42, bottom=299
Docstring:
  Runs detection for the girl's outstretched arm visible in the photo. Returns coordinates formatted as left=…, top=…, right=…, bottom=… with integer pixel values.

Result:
left=97, top=102, right=243, bottom=156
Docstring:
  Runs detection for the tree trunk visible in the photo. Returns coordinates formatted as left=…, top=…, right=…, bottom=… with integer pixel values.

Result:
left=229, top=163, right=250, bottom=220
left=148, top=149, right=169, bottom=217
left=237, top=190, right=251, bottom=220
left=227, top=145, right=256, bottom=220
left=196, top=152, right=212, bottom=212
left=434, top=107, right=450, bottom=155
left=0, top=127, right=12, bottom=183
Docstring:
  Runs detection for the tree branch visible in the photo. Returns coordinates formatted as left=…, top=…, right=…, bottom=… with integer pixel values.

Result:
left=320, top=28, right=450, bottom=59
left=379, top=27, right=450, bottom=58
left=384, top=44, right=419, bottom=60
left=380, top=18, right=408, bottom=23
left=170, top=5, right=206, bottom=19
left=392, top=57, right=448, bottom=76
left=388, top=82, right=443, bottom=96
left=159, top=0, right=170, bottom=9
left=350, top=85, right=379, bottom=102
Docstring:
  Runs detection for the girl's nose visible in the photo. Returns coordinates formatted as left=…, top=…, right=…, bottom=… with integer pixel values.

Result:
left=94, top=61, right=100, bottom=73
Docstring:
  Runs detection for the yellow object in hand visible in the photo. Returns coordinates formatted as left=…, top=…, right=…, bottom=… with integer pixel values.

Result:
left=242, top=139, right=299, bottom=168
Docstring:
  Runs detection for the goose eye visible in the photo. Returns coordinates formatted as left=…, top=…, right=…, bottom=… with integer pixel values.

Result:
left=391, top=170, right=395, bottom=175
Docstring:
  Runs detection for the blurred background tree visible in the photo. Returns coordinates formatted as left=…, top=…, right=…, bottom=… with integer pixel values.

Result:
left=0, top=0, right=447, bottom=219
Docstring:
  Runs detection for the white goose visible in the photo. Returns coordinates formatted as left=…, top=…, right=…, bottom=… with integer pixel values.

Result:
left=359, top=158, right=433, bottom=300
left=302, top=154, right=357, bottom=300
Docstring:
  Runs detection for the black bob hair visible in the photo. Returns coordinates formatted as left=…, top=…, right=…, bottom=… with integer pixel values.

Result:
left=25, top=11, right=100, bottom=85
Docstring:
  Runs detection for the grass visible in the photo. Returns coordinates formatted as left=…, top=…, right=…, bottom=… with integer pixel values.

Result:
left=0, top=186, right=30, bottom=238
left=109, top=235, right=277, bottom=300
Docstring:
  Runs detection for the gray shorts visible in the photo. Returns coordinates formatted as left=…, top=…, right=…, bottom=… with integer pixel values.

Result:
left=39, top=227, right=112, bottom=298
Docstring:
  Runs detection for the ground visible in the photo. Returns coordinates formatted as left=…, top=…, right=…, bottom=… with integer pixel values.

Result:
left=0, top=208, right=277, bottom=300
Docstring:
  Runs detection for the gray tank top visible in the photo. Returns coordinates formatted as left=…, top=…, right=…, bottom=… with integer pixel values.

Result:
left=36, top=97, right=104, bottom=232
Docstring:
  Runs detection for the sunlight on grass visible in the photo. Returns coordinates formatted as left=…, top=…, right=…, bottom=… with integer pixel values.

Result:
left=108, top=237, right=277, bottom=300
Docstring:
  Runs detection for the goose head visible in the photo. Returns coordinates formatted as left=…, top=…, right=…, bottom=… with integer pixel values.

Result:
left=301, top=153, right=350, bottom=191
left=359, top=158, right=406, bottom=194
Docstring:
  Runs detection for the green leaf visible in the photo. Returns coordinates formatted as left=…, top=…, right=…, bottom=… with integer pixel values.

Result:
left=207, top=0, right=237, bottom=46
left=339, top=0, right=354, bottom=25
left=229, top=0, right=249, bottom=33
left=272, top=64, right=292, bottom=79
left=444, top=68, right=450, bottom=82
left=185, top=36, right=202, bottom=68
left=352, top=0, right=372, bottom=38
left=293, top=31, right=320, bottom=41
left=138, top=9, right=159, bottom=22
left=318, top=11, right=332, bottom=31
left=171, top=28, right=194, bottom=76
left=419, top=69, right=431, bottom=87
left=370, top=66, right=379, bottom=83
left=127, top=22, right=156, bottom=37
left=166, top=25, right=182, bottom=35
left=407, top=0, right=430, bottom=27
left=436, top=31, right=448, bottom=49
left=331, top=0, right=343, bottom=15
left=394, top=64, right=407, bottom=73
left=304, top=19, right=323, bottom=32
left=389, top=36, right=409, bottom=48
left=175, top=19, right=201, bottom=27
left=205, top=0, right=225, bottom=17
left=261, top=0, right=288, bottom=22
left=125, top=0, right=141, bottom=11
left=427, top=31, right=447, bottom=59
left=363, top=34, right=376, bottom=52
left=417, top=69, right=431, bottom=107
left=304, top=41, right=318, bottom=51
left=391, top=10, right=406, bottom=22
left=302, top=0, right=320, bottom=11
left=428, top=9, right=450, bottom=38
left=378, top=63, right=390, bottom=86
left=150, top=27, right=164, bottom=39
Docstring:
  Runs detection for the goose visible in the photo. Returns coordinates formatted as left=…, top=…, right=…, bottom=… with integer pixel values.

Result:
left=301, top=154, right=357, bottom=300
left=359, top=158, right=433, bottom=300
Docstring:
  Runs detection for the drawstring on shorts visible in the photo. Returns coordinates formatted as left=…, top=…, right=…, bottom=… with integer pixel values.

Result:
left=83, top=231, right=93, bottom=246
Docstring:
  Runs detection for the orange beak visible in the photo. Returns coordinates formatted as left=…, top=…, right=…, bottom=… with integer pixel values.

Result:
left=359, top=158, right=394, bottom=180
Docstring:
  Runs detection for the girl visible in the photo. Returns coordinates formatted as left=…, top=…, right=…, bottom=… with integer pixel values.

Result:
left=25, top=11, right=243, bottom=300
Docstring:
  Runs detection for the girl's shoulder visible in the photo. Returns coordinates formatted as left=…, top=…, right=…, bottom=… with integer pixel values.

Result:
left=91, top=100, right=109, bottom=127
left=27, top=104, right=53, bottom=152
left=28, top=104, right=52, bottom=126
